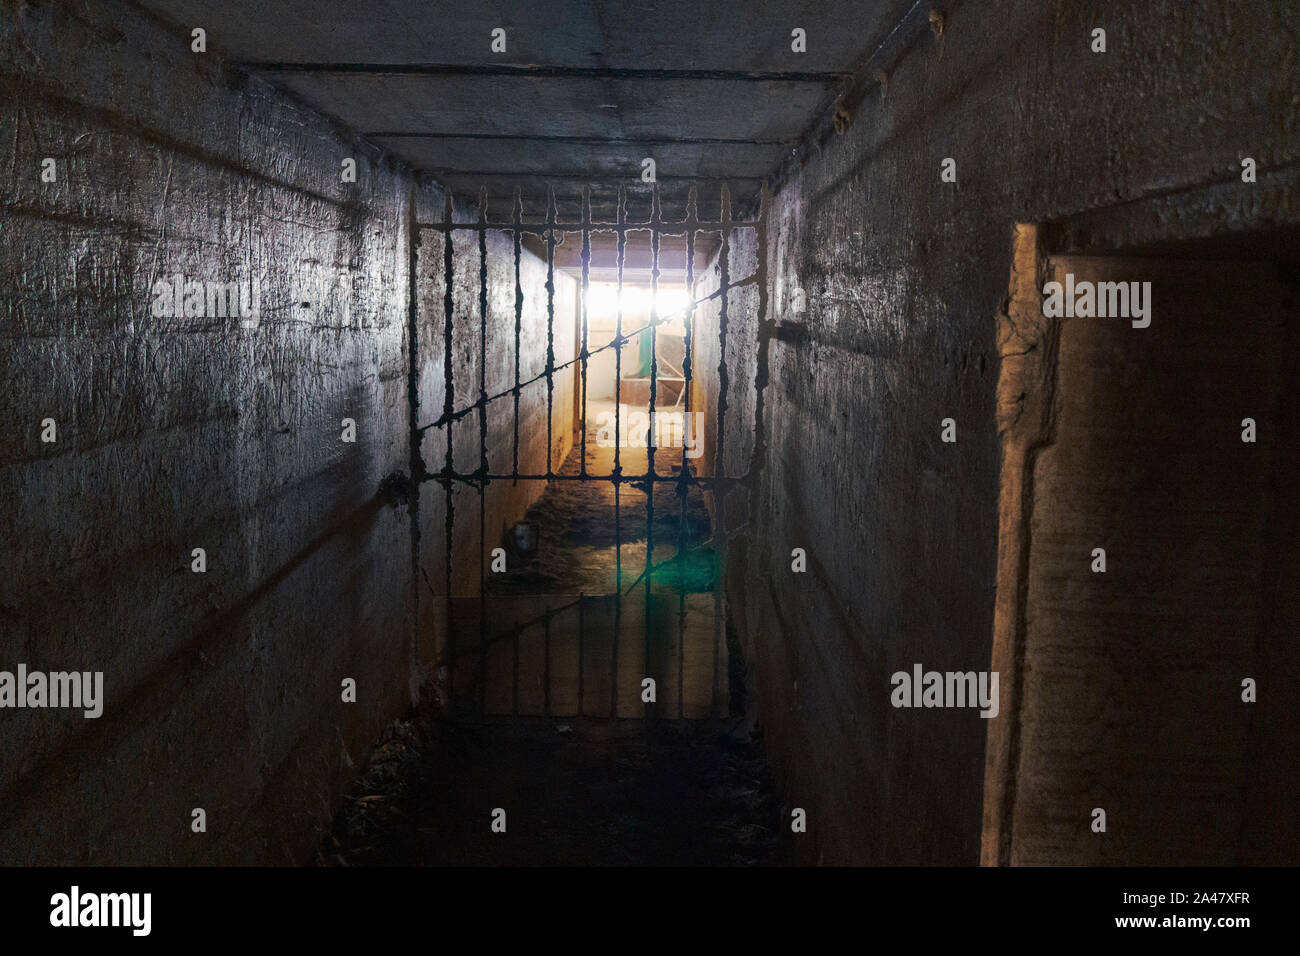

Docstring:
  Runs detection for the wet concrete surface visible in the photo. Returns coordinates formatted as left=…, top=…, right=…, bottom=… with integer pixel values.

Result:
left=444, top=418, right=724, bottom=718
left=486, top=401, right=714, bottom=594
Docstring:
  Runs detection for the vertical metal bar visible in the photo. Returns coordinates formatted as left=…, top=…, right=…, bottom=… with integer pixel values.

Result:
left=545, top=185, right=557, bottom=477
left=610, top=184, right=626, bottom=721
left=747, top=184, right=773, bottom=482
left=477, top=188, right=489, bottom=716
left=716, top=183, right=731, bottom=488
left=405, top=184, right=423, bottom=697
left=580, top=186, right=591, bottom=478
left=478, top=188, right=490, bottom=477
left=647, top=187, right=660, bottom=479
left=441, top=189, right=457, bottom=708
left=677, top=184, right=697, bottom=720
left=614, top=185, right=626, bottom=524
left=512, top=187, right=523, bottom=485
left=713, top=184, right=731, bottom=713
left=644, top=184, right=660, bottom=718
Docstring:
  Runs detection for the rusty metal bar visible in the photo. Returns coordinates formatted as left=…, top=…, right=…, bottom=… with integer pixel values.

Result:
left=747, top=184, right=773, bottom=484
left=443, top=593, right=577, bottom=662
left=477, top=189, right=490, bottom=716
left=478, top=189, right=490, bottom=473
left=716, top=184, right=732, bottom=486
left=713, top=185, right=733, bottom=717
left=643, top=185, right=662, bottom=718
left=611, top=184, right=626, bottom=720
left=579, top=187, right=591, bottom=478
left=615, top=183, right=627, bottom=520
left=677, top=184, right=698, bottom=720
left=545, top=184, right=557, bottom=478
left=415, top=277, right=758, bottom=435
left=440, top=189, right=457, bottom=706
left=648, top=189, right=660, bottom=478
left=405, top=184, right=423, bottom=686
left=434, top=472, right=739, bottom=487
left=418, top=177, right=759, bottom=720
left=512, top=186, right=523, bottom=485
left=417, top=218, right=760, bottom=233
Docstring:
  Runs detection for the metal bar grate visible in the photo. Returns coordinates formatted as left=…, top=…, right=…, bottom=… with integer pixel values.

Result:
left=611, top=185, right=625, bottom=719
left=440, top=189, right=457, bottom=696
left=546, top=186, right=558, bottom=479
left=416, top=179, right=767, bottom=720
left=678, top=184, right=697, bottom=720
left=477, top=190, right=490, bottom=715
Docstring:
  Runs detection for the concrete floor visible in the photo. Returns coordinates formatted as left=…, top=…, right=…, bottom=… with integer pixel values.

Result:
left=451, top=412, right=724, bottom=721
left=322, top=715, right=788, bottom=866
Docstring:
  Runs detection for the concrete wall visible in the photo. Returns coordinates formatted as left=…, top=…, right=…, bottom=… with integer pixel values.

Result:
left=988, top=248, right=1299, bottom=866
left=0, top=0, right=568, bottom=864
left=706, top=0, right=1300, bottom=864
left=693, top=227, right=760, bottom=498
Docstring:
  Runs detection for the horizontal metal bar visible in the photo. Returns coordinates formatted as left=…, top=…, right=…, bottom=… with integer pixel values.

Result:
left=440, top=595, right=585, bottom=667
left=414, top=219, right=761, bottom=232
left=415, top=274, right=758, bottom=432
left=237, top=61, right=850, bottom=83
left=426, top=472, right=742, bottom=488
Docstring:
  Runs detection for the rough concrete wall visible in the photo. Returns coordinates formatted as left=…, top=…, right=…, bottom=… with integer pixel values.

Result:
left=997, top=255, right=1298, bottom=865
left=693, top=227, right=759, bottom=509
left=0, top=0, right=538, bottom=864
left=708, top=0, right=1300, bottom=864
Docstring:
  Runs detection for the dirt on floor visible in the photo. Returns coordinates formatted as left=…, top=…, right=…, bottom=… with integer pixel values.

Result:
left=486, top=435, right=713, bottom=596
left=321, top=430, right=788, bottom=866
left=319, top=704, right=790, bottom=866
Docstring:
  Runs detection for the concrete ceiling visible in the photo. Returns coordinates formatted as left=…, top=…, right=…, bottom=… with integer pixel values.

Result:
left=137, top=0, right=913, bottom=266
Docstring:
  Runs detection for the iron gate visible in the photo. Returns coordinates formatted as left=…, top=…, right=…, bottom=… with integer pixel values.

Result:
left=409, top=180, right=770, bottom=720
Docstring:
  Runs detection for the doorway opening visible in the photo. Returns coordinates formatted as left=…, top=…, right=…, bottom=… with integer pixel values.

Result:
left=984, top=221, right=1300, bottom=865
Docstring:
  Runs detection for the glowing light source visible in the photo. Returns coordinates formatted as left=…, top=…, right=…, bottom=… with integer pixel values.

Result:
left=587, top=283, right=691, bottom=333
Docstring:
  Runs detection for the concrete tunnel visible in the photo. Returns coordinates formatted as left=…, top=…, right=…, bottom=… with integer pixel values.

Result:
left=2, top=0, right=1299, bottom=880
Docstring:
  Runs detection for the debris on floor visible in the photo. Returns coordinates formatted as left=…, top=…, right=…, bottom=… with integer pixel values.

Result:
left=321, top=703, right=791, bottom=866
